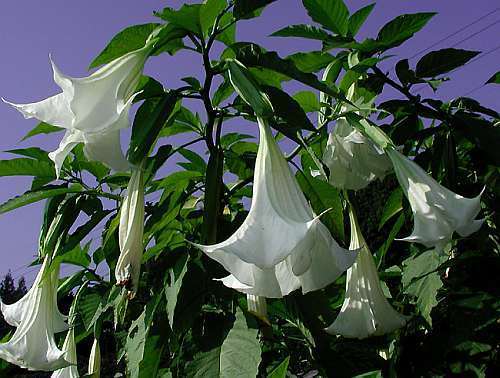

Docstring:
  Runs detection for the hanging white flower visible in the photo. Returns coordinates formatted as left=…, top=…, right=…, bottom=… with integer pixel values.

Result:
left=51, top=327, right=79, bottom=378
left=193, top=117, right=357, bottom=298
left=0, top=258, right=69, bottom=371
left=87, top=338, right=101, bottom=377
left=116, top=165, right=145, bottom=298
left=323, top=84, right=391, bottom=190
left=387, top=148, right=484, bottom=249
left=3, top=39, right=156, bottom=177
left=326, top=208, right=407, bottom=339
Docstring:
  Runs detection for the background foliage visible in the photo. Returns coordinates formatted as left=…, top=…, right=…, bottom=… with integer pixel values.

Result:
left=0, top=0, right=498, bottom=376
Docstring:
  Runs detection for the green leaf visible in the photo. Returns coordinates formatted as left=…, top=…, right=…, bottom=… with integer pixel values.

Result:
left=186, top=308, right=261, bottom=377
left=21, top=122, right=63, bottom=141
left=0, top=158, right=55, bottom=178
left=89, top=23, right=159, bottom=69
left=271, top=24, right=333, bottom=40
left=302, top=0, right=350, bottom=36
left=128, top=92, right=179, bottom=164
left=232, top=43, right=343, bottom=101
left=415, top=48, right=480, bottom=78
left=233, top=0, right=277, bottom=20
left=227, top=59, right=274, bottom=117
left=156, top=4, right=202, bottom=35
left=348, top=3, right=375, bottom=36
left=165, top=254, right=189, bottom=328
left=378, top=188, right=403, bottom=230
left=200, top=0, right=227, bottom=37
left=293, top=90, right=320, bottom=113
left=402, top=249, right=448, bottom=325
left=267, top=356, right=290, bottom=378
left=213, top=75, right=235, bottom=106
left=287, top=51, right=333, bottom=73
left=486, top=71, right=500, bottom=84
left=151, top=23, right=189, bottom=56
left=377, top=13, right=436, bottom=50
left=296, top=164, right=344, bottom=242
left=6, top=147, right=51, bottom=162
left=177, top=148, right=207, bottom=174
left=134, top=75, right=165, bottom=102
left=126, top=293, right=163, bottom=378
left=53, top=243, right=91, bottom=268
left=264, top=86, right=315, bottom=140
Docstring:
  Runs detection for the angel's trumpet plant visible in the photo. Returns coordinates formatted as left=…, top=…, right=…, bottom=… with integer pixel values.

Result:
left=52, top=316, right=78, bottom=377
left=387, top=148, right=484, bottom=249
left=0, top=258, right=69, bottom=371
left=193, top=117, right=357, bottom=298
left=247, top=295, right=270, bottom=325
left=323, top=83, right=390, bottom=190
left=87, top=338, right=101, bottom=377
left=116, top=164, right=145, bottom=298
left=326, top=208, right=407, bottom=339
left=3, top=38, right=156, bottom=177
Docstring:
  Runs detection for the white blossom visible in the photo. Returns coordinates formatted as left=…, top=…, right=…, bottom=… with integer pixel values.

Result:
left=0, top=258, right=69, bottom=371
left=326, top=208, right=407, bottom=339
left=388, top=148, right=484, bottom=249
left=116, top=165, right=145, bottom=297
left=3, top=40, right=155, bottom=177
left=193, top=117, right=357, bottom=298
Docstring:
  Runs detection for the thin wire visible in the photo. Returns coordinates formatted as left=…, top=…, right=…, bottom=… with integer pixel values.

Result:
left=449, top=19, right=500, bottom=48
left=409, top=7, right=500, bottom=59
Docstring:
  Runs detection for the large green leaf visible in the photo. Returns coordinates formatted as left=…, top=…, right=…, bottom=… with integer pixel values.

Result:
left=287, top=51, right=334, bottom=73
left=126, top=293, right=163, bottom=378
left=185, top=309, right=261, bottom=378
left=156, top=4, right=202, bottom=35
left=227, top=59, right=274, bottom=118
left=267, top=356, right=290, bottom=378
left=0, top=158, right=55, bottom=178
left=165, top=254, right=189, bottom=328
left=21, top=122, right=62, bottom=141
left=89, top=23, right=159, bottom=68
left=415, top=48, right=480, bottom=78
left=200, top=0, right=227, bottom=37
left=296, top=164, right=344, bottom=242
left=271, top=24, right=332, bottom=40
left=402, top=249, right=448, bottom=325
left=302, top=0, right=349, bottom=36
left=128, top=92, right=179, bottom=164
left=233, top=0, right=277, bottom=20
left=376, top=13, right=436, bottom=50
left=232, top=43, right=343, bottom=101
left=348, top=3, right=375, bottom=36
left=378, top=187, right=403, bottom=230
left=293, top=90, right=320, bottom=113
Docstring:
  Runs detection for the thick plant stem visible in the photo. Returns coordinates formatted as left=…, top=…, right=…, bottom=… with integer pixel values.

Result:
left=203, top=146, right=224, bottom=244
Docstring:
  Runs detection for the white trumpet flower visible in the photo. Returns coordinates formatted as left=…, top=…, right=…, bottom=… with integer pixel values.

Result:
left=388, top=148, right=484, bottom=249
left=3, top=40, right=155, bottom=177
left=51, top=328, right=78, bottom=378
left=88, top=338, right=101, bottom=377
left=326, top=208, right=407, bottom=339
left=323, top=84, right=390, bottom=190
left=116, top=165, right=145, bottom=298
left=193, top=118, right=357, bottom=298
left=0, top=258, right=69, bottom=371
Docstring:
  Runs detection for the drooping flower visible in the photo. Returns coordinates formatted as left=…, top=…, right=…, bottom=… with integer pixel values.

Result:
left=87, top=338, right=101, bottom=377
left=323, top=84, right=391, bottom=190
left=387, top=148, right=484, bottom=249
left=116, top=165, right=145, bottom=298
left=0, top=258, right=69, bottom=371
left=51, top=327, right=78, bottom=378
left=326, top=208, right=407, bottom=339
left=193, top=117, right=357, bottom=298
left=3, top=39, right=156, bottom=177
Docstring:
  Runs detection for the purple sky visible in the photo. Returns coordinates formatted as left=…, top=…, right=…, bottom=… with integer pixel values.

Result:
left=1, top=0, right=499, bottom=282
